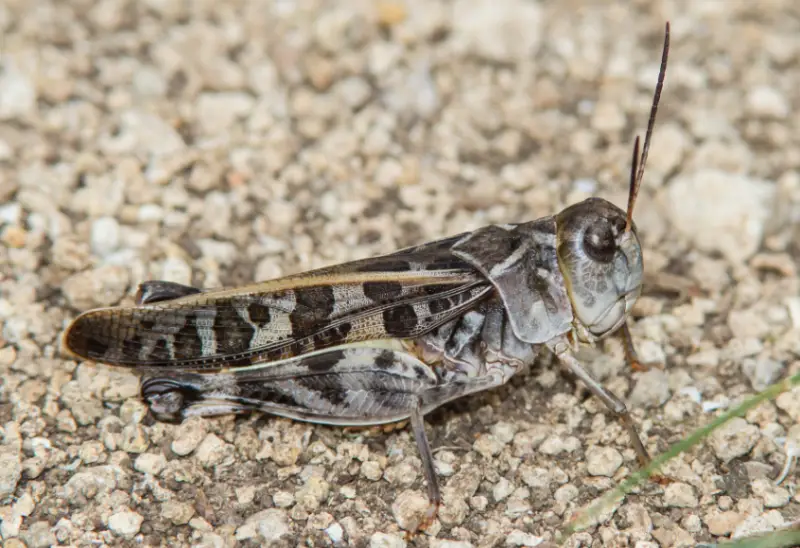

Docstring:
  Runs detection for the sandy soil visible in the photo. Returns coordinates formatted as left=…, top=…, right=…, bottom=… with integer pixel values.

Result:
left=1, top=1, right=800, bottom=546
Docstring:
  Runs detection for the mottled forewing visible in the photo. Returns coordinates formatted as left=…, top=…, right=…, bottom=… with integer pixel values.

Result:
left=63, top=241, right=493, bottom=370
left=450, top=218, right=573, bottom=344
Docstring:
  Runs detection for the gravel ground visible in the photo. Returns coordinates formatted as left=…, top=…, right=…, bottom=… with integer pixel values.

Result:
left=2, top=1, right=800, bottom=547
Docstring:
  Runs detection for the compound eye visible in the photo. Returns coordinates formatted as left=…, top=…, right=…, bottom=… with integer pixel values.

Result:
left=583, top=222, right=616, bottom=263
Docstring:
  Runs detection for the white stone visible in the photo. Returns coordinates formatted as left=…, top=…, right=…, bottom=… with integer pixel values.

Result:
left=0, top=58, right=36, bottom=119
left=108, top=510, right=144, bottom=539
left=451, top=0, right=542, bottom=62
left=746, top=85, right=789, bottom=118
left=663, top=169, right=776, bottom=264
left=90, top=216, right=121, bottom=257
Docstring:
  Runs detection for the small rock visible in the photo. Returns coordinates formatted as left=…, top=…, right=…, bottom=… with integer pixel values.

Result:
left=90, top=216, right=121, bottom=257
left=20, top=520, right=56, bottom=548
left=196, top=92, right=255, bottom=134
left=776, top=387, right=800, bottom=420
left=196, top=238, right=238, bottom=264
left=628, top=368, right=671, bottom=408
left=452, top=0, right=542, bottom=62
left=585, top=446, right=623, bottom=477
left=493, top=477, right=514, bottom=502
left=664, top=169, right=776, bottom=264
left=742, top=357, right=784, bottom=391
left=334, top=76, right=372, bottom=110
left=706, top=510, right=744, bottom=536
left=108, top=510, right=144, bottom=539
left=391, top=490, right=430, bottom=531
left=505, top=529, right=543, bottom=546
left=538, top=435, right=580, bottom=455
left=751, top=478, right=790, bottom=508
left=235, top=508, right=291, bottom=542
left=360, top=460, right=383, bottom=481
left=732, top=510, right=784, bottom=539
left=0, top=432, right=22, bottom=500
left=161, top=500, right=195, bottom=525
left=0, top=58, right=37, bottom=119
left=325, top=522, right=344, bottom=543
left=682, top=513, right=702, bottom=533
left=171, top=417, right=208, bottom=456
left=370, top=532, right=407, bottom=548
left=708, top=417, right=760, bottom=462
left=105, top=109, right=186, bottom=156
left=194, top=433, right=233, bottom=467
left=473, top=433, right=504, bottom=457
left=295, top=476, right=330, bottom=510
left=591, top=101, right=626, bottom=133
left=272, top=490, right=294, bottom=508
left=554, top=484, right=579, bottom=503
left=120, top=424, right=149, bottom=453
left=431, top=541, right=474, bottom=548
left=663, top=482, right=698, bottom=508
left=134, top=452, right=166, bottom=475
left=746, top=85, right=789, bottom=118
left=62, top=265, right=130, bottom=309
left=160, top=256, right=193, bottom=286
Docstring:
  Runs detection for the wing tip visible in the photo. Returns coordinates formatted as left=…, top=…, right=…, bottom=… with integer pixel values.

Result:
left=60, top=309, right=109, bottom=363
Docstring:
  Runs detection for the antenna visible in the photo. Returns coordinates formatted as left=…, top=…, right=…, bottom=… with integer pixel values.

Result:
left=625, top=21, right=670, bottom=232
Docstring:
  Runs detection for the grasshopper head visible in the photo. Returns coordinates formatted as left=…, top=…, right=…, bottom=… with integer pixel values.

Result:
left=555, top=21, right=669, bottom=339
left=555, top=197, right=643, bottom=338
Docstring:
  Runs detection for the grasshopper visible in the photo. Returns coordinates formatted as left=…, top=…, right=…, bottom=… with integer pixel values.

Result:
left=62, top=23, right=670, bottom=533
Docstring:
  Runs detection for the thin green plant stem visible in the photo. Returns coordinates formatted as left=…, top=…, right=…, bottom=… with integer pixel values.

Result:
left=559, top=372, right=800, bottom=541
left=697, top=529, right=800, bottom=548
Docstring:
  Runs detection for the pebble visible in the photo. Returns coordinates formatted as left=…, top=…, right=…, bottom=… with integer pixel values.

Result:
left=108, top=510, right=144, bottom=539
left=105, top=109, right=185, bottom=156
left=0, top=58, right=37, bottom=119
left=196, top=92, right=255, bottom=134
left=360, top=460, right=383, bottom=481
left=370, top=532, right=407, bottom=548
left=665, top=169, right=776, bottom=264
left=134, top=452, right=167, bottom=476
left=751, top=478, right=790, bottom=508
left=493, top=477, right=514, bottom=502
left=391, top=490, right=429, bottom=531
left=295, top=476, right=330, bottom=510
left=325, top=522, right=344, bottom=543
left=20, top=520, right=56, bottom=548
left=553, top=484, right=579, bottom=503
left=0, top=430, right=22, bottom=500
left=452, top=0, right=542, bottom=62
left=663, top=482, right=698, bottom=508
left=335, top=76, right=372, bottom=111
left=194, top=433, right=233, bottom=467
left=431, top=541, right=474, bottom=548
left=585, top=446, right=623, bottom=477
left=628, top=368, right=671, bottom=408
left=741, top=357, right=784, bottom=392
left=235, top=508, right=291, bottom=542
left=161, top=500, right=195, bottom=525
left=90, top=216, right=121, bottom=257
left=272, top=490, right=294, bottom=508
left=732, top=510, right=784, bottom=539
left=160, top=256, right=193, bottom=286
left=746, top=85, right=789, bottom=118
left=708, top=417, right=761, bottom=462
left=505, top=530, right=544, bottom=546
left=61, top=265, right=131, bottom=309
left=171, top=417, right=208, bottom=456
left=706, top=510, right=744, bottom=536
